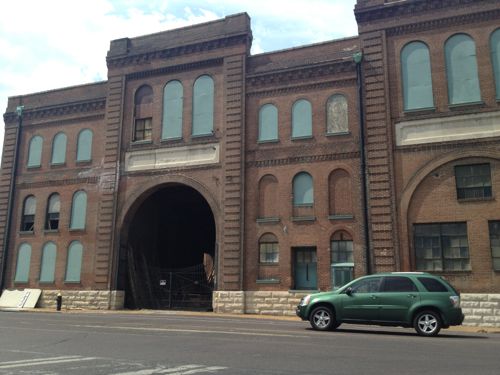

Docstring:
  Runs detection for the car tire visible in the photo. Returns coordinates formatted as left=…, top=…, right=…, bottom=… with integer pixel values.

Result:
left=309, top=306, right=338, bottom=331
left=413, top=310, right=442, bottom=337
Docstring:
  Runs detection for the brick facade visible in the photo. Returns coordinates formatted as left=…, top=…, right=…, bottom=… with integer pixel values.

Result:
left=1, top=2, right=499, bottom=317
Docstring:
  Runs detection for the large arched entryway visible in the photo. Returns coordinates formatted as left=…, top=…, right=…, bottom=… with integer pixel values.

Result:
left=118, top=184, right=216, bottom=310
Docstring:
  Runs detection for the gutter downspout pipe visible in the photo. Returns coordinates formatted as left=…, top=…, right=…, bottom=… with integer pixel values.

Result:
left=353, top=52, right=372, bottom=275
left=0, top=103, right=24, bottom=291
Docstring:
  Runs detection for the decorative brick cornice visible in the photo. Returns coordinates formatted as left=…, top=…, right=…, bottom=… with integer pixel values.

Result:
left=386, top=9, right=500, bottom=36
left=4, top=98, right=106, bottom=125
left=355, top=0, right=499, bottom=24
left=246, top=78, right=357, bottom=98
left=126, top=58, right=224, bottom=81
left=20, top=114, right=105, bottom=129
left=246, top=60, right=356, bottom=91
left=397, top=136, right=500, bottom=153
left=107, top=34, right=249, bottom=69
left=17, top=176, right=99, bottom=190
left=246, top=151, right=360, bottom=168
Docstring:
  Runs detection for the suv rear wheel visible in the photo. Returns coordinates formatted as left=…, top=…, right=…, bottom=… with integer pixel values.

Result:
left=309, top=306, right=339, bottom=331
left=414, top=310, right=442, bottom=336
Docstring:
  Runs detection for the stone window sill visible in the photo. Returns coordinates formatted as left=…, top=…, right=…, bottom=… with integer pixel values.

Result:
left=256, top=279, right=280, bottom=284
left=256, top=217, right=280, bottom=224
left=291, top=216, right=316, bottom=222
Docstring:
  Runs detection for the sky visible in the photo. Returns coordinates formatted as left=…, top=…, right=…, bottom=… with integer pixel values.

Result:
left=0, top=0, right=358, bottom=154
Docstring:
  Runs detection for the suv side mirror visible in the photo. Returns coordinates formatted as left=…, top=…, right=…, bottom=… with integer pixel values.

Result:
left=345, top=287, right=353, bottom=296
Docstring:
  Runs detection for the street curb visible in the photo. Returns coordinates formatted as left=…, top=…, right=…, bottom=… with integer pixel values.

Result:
left=2, top=307, right=500, bottom=333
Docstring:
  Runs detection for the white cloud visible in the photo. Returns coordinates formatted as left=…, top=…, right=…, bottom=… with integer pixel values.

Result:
left=0, top=0, right=357, bottom=157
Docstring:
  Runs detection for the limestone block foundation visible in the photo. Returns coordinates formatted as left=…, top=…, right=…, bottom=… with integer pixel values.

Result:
left=214, top=291, right=500, bottom=327
left=38, top=290, right=125, bottom=310
left=213, top=291, right=309, bottom=316
left=461, top=294, right=500, bottom=328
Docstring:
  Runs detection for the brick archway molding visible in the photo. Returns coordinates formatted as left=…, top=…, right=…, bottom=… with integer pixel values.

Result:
left=398, top=148, right=500, bottom=270
left=113, top=174, right=221, bottom=290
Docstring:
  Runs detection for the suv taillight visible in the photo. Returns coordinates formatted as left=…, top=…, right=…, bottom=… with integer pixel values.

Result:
left=449, top=295, right=460, bottom=308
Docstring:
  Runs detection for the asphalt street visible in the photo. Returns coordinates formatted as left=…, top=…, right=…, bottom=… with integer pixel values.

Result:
left=0, top=310, right=498, bottom=375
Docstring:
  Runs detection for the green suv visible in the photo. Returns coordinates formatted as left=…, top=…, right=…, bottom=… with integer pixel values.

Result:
left=296, top=272, right=464, bottom=336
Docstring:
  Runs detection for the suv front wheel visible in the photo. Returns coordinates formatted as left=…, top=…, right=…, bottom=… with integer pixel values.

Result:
left=414, top=310, right=442, bottom=336
left=309, top=306, right=339, bottom=331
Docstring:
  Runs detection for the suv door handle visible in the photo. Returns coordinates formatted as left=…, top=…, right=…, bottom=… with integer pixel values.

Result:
left=371, top=295, right=377, bottom=299
left=408, top=294, right=417, bottom=298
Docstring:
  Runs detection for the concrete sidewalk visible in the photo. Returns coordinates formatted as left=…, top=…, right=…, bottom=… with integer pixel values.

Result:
left=4, top=306, right=500, bottom=334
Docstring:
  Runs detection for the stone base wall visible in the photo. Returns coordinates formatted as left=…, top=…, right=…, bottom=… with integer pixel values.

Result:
left=38, top=290, right=125, bottom=310
left=214, top=291, right=500, bottom=327
left=462, top=294, right=500, bottom=327
left=213, top=291, right=308, bottom=316
left=212, top=291, right=245, bottom=313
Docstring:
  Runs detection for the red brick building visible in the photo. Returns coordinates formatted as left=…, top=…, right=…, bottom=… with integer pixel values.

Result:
left=1, top=1, right=499, bottom=321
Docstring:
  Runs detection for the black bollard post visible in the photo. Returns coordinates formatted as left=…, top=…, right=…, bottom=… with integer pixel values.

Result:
left=56, top=293, right=62, bottom=311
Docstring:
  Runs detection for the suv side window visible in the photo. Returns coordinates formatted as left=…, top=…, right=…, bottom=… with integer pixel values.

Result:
left=418, top=277, right=448, bottom=292
left=381, top=276, right=418, bottom=292
left=349, top=277, right=382, bottom=293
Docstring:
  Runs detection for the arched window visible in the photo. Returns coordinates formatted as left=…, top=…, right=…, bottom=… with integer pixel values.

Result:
left=258, top=175, right=279, bottom=218
left=133, top=85, right=153, bottom=142
left=21, top=195, right=36, bottom=232
left=491, top=29, right=500, bottom=100
left=292, top=99, right=312, bottom=138
left=27, top=136, right=43, bottom=168
left=51, top=132, right=67, bottom=165
left=258, top=104, right=278, bottom=142
left=259, top=233, right=279, bottom=264
left=45, top=193, right=60, bottom=230
left=445, top=34, right=481, bottom=105
left=329, top=169, right=353, bottom=216
left=39, top=242, right=57, bottom=283
left=70, top=191, right=87, bottom=230
left=293, top=172, right=314, bottom=206
left=162, top=80, right=184, bottom=140
left=76, top=129, right=93, bottom=162
left=66, top=241, right=83, bottom=282
left=192, top=75, right=214, bottom=136
left=326, top=94, right=349, bottom=133
left=331, top=231, right=354, bottom=288
left=14, top=243, right=31, bottom=283
left=401, top=41, right=434, bottom=110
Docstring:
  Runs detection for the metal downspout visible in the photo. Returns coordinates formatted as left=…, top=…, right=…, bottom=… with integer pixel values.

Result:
left=0, top=103, right=24, bottom=291
left=353, top=52, right=372, bottom=275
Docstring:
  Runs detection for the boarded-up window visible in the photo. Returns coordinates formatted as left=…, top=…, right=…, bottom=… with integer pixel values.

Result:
left=258, top=104, right=278, bottom=141
left=77, top=129, right=93, bottom=162
left=326, top=94, right=349, bottom=133
left=27, top=136, right=43, bottom=168
left=445, top=34, right=481, bottom=105
left=292, top=99, right=312, bottom=138
left=14, top=243, right=31, bottom=283
left=162, top=80, right=184, bottom=140
left=51, top=132, right=67, bottom=165
left=491, top=29, right=500, bottom=100
left=293, top=172, right=314, bottom=206
left=192, top=75, right=214, bottom=136
left=39, top=242, right=57, bottom=283
left=70, top=191, right=87, bottom=230
left=401, top=41, right=434, bottom=110
left=66, top=241, right=83, bottom=282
